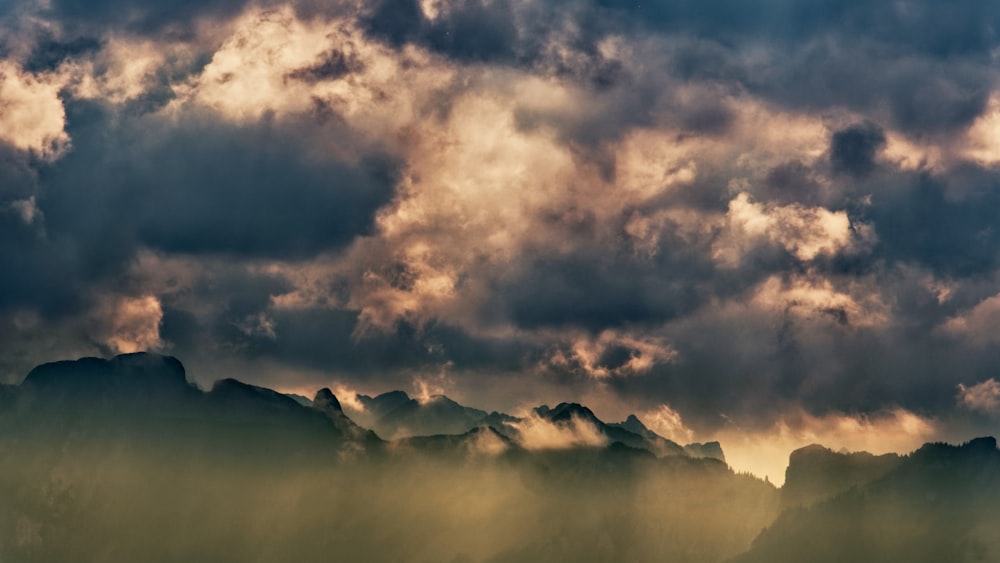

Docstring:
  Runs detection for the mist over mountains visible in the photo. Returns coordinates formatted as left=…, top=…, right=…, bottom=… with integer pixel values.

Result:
left=1, top=352, right=998, bottom=562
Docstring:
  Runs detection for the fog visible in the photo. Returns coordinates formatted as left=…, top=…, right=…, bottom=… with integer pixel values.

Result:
left=0, top=436, right=778, bottom=563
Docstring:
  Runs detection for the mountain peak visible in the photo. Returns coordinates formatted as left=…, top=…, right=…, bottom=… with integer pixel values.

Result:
left=110, top=351, right=186, bottom=376
left=965, top=436, right=997, bottom=450
left=21, top=352, right=196, bottom=407
left=683, top=441, right=726, bottom=462
left=539, top=402, right=599, bottom=424
left=358, top=390, right=413, bottom=420
left=313, top=388, right=343, bottom=412
left=615, top=414, right=650, bottom=436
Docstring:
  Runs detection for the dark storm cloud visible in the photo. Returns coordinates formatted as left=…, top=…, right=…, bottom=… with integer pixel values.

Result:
left=597, top=300, right=968, bottom=432
left=196, top=306, right=533, bottom=385
left=0, top=89, right=399, bottom=377
left=760, top=161, right=828, bottom=206
left=830, top=122, right=886, bottom=177
left=499, top=248, right=713, bottom=332
left=867, top=165, right=1000, bottom=277
left=36, top=0, right=252, bottom=35
left=0, top=144, right=88, bottom=319
left=745, top=45, right=992, bottom=135
left=286, top=49, right=365, bottom=83
left=0, top=143, right=37, bottom=201
left=22, top=34, right=103, bottom=73
left=363, top=0, right=521, bottom=63
left=361, top=0, right=1000, bottom=138
left=39, top=99, right=399, bottom=259
left=0, top=207, right=84, bottom=318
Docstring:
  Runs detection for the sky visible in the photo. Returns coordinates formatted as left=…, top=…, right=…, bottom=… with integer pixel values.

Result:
left=2, top=0, right=1000, bottom=481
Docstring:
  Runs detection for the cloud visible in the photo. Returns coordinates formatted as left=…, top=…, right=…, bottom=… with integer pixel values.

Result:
left=0, top=61, right=68, bottom=158
left=714, top=407, right=937, bottom=485
left=715, top=192, right=871, bottom=265
left=542, top=330, right=677, bottom=379
left=8, top=196, right=40, bottom=225
left=941, top=293, right=1000, bottom=344
left=749, top=273, right=889, bottom=329
left=640, top=404, right=695, bottom=444
left=957, top=379, right=1000, bottom=415
left=4, top=0, right=1000, bottom=448
left=830, top=121, right=886, bottom=177
left=510, top=411, right=607, bottom=450
left=92, top=294, right=165, bottom=354
left=41, top=101, right=399, bottom=259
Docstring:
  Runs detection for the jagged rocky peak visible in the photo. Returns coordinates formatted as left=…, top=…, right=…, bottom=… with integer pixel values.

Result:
left=615, top=414, right=649, bottom=434
left=313, top=388, right=343, bottom=413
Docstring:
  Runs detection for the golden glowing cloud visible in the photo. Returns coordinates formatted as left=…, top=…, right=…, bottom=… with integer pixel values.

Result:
left=0, top=61, right=68, bottom=158
left=715, top=192, right=868, bottom=264
left=713, top=407, right=937, bottom=485
left=957, top=378, right=1000, bottom=414
left=941, top=292, right=1000, bottom=344
left=92, top=295, right=165, bottom=354
left=511, top=412, right=608, bottom=450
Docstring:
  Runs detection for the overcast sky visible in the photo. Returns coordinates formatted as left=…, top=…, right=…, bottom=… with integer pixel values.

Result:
left=2, top=0, right=1000, bottom=479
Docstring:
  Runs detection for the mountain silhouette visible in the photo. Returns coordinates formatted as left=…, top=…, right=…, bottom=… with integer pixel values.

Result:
left=357, top=390, right=412, bottom=420
left=535, top=403, right=700, bottom=458
left=20, top=352, right=201, bottom=409
left=781, top=443, right=901, bottom=508
left=368, top=393, right=489, bottom=438
left=733, top=437, right=1000, bottom=563
left=2, top=353, right=378, bottom=457
left=3, top=352, right=999, bottom=563
left=683, top=441, right=727, bottom=462
left=313, top=388, right=381, bottom=444
left=608, top=413, right=691, bottom=457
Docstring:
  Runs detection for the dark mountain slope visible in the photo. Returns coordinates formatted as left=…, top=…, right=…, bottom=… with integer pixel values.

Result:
left=733, top=437, right=1000, bottom=563
left=781, top=444, right=902, bottom=508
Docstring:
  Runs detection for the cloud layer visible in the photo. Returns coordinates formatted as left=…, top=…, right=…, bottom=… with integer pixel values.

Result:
left=3, top=0, right=1000, bottom=463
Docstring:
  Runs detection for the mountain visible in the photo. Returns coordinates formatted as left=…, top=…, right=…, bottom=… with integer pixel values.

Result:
left=684, top=441, right=727, bottom=462
left=607, top=413, right=726, bottom=461
left=608, top=413, right=690, bottom=457
left=781, top=444, right=902, bottom=508
left=733, top=437, right=1000, bottom=563
left=284, top=393, right=313, bottom=407
left=351, top=393, right=720, bottom=462
left=19, top=352, right=201, bottom=411
left=313, top=388, right=381, bottom=444
left=8, top=353, right=1000, bottom=563
left=394, top=425, right=515, bottom=457
left=357, top=390, right=412, bottom=420
left=355, top=391, right=490, bottom=439
left=1, top=353, right=378, bottom=456
left=536, top=403, right=695, bottom=458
